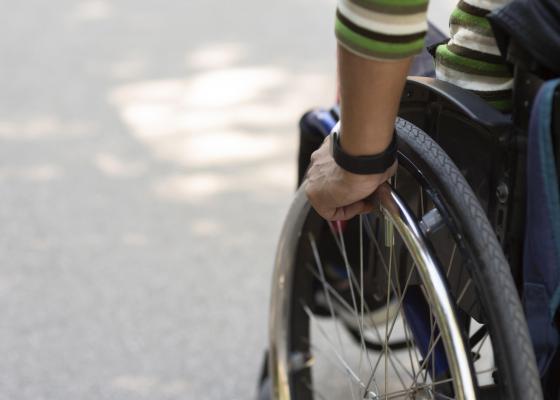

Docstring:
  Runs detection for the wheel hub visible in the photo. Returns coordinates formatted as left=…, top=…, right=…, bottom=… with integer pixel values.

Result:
left=412, top=388, right=432, bottom=399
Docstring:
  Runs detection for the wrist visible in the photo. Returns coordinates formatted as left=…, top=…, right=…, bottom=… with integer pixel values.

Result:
left=339, top=127, right=393, bottom=156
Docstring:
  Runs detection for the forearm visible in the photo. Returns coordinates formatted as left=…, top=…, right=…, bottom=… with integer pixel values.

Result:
left=304, top=0, right=428, bottom=220
left=338, top=45, right=412, bottom=156
left=334, top=0, right=428, bottom=156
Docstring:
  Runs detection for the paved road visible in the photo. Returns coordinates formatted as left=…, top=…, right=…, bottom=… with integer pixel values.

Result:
left=0, top=1, right=336, bottom=399
left=0, top=1, right=450, bottom=399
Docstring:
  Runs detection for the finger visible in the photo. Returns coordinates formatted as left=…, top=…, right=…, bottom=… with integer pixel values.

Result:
left=360, top=201, right=375, bottom=215
left=331, top=200, right=372, bottom=221
left=305, top=183, right=335, bottom=221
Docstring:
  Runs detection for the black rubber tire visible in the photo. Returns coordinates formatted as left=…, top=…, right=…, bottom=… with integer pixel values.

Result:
left=271, top=117, right=543, bottom=399
left=394, top=117, right=543, bottom=399
left=272, top=118, right=543, bottom=400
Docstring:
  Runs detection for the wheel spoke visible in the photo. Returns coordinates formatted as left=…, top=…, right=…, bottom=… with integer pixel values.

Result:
left=411, top=273, right=473, bottom=389
left=384, top=231, right=393, bottom=396
left=420, top=185, right=425, bottom=216
left=335, top=219, right=375, bottom=378
left=306, top=260, right=418, bottom=396
left=359, top=215, right=367, bottom=376
left=363, top=222, right=418, bottom=395
left=327, top=219, right=411, bottom=392
left=308, top=234, right=360, bottom=399
left=366, top=266, right=416, bottom=383
left=380, top=377, right=454, bottom=399
left=474, top=332, right=490, bottom=360
left=392, top=252, right=421, bottom=379
left=446, top=244, right=457, bottom=278
left=476, top=367, right=497, bottom=376
left=302, top=304, right=366, bottom=389
left=367, top=226, right=417, bottom=355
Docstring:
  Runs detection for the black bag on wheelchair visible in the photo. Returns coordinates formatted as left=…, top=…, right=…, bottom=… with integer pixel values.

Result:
left=490, top=0, right=560, bottom=392
left=523, top=79, right=560, bottom=393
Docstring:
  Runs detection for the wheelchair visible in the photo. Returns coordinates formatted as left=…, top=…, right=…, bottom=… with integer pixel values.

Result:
left=263, top=43, right=559, bottom=399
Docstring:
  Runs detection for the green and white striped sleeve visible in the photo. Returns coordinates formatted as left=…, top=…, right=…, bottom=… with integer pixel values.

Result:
left=434, top=0, right=514, bottom=111
left=335, top=0, right=430, bottom=60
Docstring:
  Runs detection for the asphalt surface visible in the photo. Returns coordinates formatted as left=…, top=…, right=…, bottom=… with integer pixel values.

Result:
left=0, top=1, right=337, bottom=399
left=0, top=1, right=450, bottom=399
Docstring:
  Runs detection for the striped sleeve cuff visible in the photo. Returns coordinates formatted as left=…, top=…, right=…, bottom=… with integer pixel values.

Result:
left=335, top=0, right=429, bottom=60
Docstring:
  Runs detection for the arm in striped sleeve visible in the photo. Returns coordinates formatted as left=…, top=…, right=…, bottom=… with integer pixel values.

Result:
left=335, top=0, right=430, bottom=60
left=303, top=0, right=421, bottom=221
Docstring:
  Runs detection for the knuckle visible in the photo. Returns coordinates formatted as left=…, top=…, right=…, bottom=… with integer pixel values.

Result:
left=305, top=186, right=316, bottom=203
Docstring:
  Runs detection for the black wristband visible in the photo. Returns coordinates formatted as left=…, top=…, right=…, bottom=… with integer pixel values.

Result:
left=331, top=125, right=397, bottom=175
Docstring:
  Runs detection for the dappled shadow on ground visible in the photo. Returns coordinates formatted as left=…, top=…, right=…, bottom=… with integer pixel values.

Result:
left=0, top=0, right=336, bottom=399
left=110, top=58, right=331, bottom=201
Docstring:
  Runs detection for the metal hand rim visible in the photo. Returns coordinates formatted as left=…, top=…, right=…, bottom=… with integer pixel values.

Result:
left=269, top=183, right=477, bottom=400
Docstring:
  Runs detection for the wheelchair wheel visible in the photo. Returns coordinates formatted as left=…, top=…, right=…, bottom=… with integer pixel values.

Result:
left=267, top=119, right=542, bottom=399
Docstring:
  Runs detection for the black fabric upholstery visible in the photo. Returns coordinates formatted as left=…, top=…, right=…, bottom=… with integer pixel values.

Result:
left=489, top=0, right=560, bottom=76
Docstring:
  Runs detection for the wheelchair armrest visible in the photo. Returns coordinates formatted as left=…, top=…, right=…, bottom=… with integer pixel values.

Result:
left=402, top=77, right=512, bottom=132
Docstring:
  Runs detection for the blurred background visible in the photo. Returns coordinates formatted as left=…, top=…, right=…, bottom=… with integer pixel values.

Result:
left=0, top=1, right=452, bottom=399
